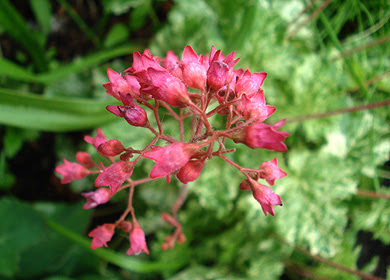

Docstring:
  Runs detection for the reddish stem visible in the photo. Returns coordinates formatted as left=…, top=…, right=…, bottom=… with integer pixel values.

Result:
left=286, top=100, right=390, bottom=123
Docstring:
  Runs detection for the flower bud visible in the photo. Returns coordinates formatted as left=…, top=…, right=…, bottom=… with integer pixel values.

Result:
left=76, top=151, right=95, bottom=169
left=176, top=159, right=204, bottom=184
left=98, top=139, right=126, bottom=156
left=117, top=221, right=132, bottom=232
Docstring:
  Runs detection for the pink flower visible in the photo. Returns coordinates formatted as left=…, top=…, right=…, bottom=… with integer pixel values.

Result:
left=176, top=159, right=204, bottom=184
left=236, top=91, right=275, bottom=122
left=106, top=93, right=148, bottom=127
left=55, top=159, right=90, bottom=184
left=89, top=223, right=115, bottom=249
left=82, top=188, right=111, bottom=209
left=235, top=69, right=267, bottom=98
left=142, top=68, right=191, bottom=108
left=84, top=128, right=107, bottom=150
left=179, top=46, right=207, bottom=90
left=143, top=142, right=201, bottom=178
left=103, top=69, right=140, bottom=100
left=98, top=139, right=126, bottom=157
left=249, top=179, right=282, bottom=216
left=232, top=120, right=290, bottom=152
left=207, top=47, right=240, bottom=91
left=161, top=50, right=183, bottom=80
left=259, top=158, right=287, bottom=186
left=126, top=220, right=149, bottom=255
left=95, top=161, right=134, bottom=194
left=125, top=50, right=164, bottom=84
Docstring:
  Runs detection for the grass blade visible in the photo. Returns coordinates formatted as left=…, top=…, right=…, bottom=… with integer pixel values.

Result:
left=0, top=44, right=142, bottom=84
left=0, top=0, right=48, bottom=71
left=0, top=88, right=117, bottom=131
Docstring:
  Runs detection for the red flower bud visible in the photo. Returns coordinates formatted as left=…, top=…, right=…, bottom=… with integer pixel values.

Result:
left=76, top=151, right=95, bottom=169
left=117, top=221, right=132, bottom=232
left=176, top=159, right=204, bottom=184
left=98, top=139, right=126, bottom=156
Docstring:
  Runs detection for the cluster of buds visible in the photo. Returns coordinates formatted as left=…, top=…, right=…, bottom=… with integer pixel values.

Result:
left=55, top=46, right=289, bottom=254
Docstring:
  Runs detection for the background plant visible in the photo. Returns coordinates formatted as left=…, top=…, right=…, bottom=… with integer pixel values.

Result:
left=0, top=0, right=389, bottom=279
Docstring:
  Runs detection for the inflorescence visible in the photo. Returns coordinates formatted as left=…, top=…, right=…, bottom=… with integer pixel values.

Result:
left=56, top=46, right=289, bottom=255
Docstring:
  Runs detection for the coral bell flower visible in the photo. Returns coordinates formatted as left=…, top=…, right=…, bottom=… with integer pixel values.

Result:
left=180, top=46, right=207, bottom=90
left=207, top=47, right=240, bottom=91
left=235, top=69, right=267, bottom=98
left=106, top=94, right=149, bottom=127
left=161, top=50, right=183, bottom=80
left=84, top=128, right=107, bottom=150
left=125, top=50, right=164, bottom=84
left=143, top=142, right=201, bottom=179
left=95, top=161, right=134, bottom=194
left=236, top=91, right=276, bottom=122
left=249, top=179, right=282, bottom=216
left=143, top=68, right=191, bottom=108
left=103, top=69, right=140, bottom=100
left=232, top=120, right=290, bottom=152
left=127, top=220, right=149, bottom=255
left=259, top=158, right=287, bottom=186
left=89, top=223, right=115, bottom=249
left=55, top=159, right=90, bottom=184
left=82, top=188, right=111, bottom=209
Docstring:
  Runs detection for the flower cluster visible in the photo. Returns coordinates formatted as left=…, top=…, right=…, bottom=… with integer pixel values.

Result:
left=55, top=46, right=289, bottom=254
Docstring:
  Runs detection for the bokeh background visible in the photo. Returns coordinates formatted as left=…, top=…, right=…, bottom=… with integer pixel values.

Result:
left=0, top=0, right=389, bottom=279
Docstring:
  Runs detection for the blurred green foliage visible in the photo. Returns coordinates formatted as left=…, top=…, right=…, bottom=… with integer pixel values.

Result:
left=0, top=0, right=389, bottom=279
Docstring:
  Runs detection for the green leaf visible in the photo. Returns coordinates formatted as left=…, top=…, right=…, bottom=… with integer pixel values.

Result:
left=104, top=23, right=129, bottom=48
left=30, top=0, right=52, bottom=34
left=273, top=150, right=357, bottom=256
left=129, top=0, right=150, bottom=31
left=0, top=198, right=46, bottom=277
left=0, top=44, right=142, bottom=84
left=17, top=202, right=93, bottom=278
left=312, top=229, right=360, bottom=280
left=0, top=0, right=47, bottom=71
left=3, top=127, right=39, bottom=158
left=190, top=157, right=240, bottom=217
left=0, top=88, right=116, bottom=131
